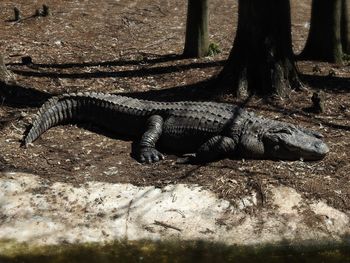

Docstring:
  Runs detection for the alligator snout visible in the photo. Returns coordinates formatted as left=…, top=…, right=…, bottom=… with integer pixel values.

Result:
left=313, top=140, right=329, bottom=157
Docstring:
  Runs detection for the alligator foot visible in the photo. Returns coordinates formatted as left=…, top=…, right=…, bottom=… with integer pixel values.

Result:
left=138, top=147, right=165, bottom=164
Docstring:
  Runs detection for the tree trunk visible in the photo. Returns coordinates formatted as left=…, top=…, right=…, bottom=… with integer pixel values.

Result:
left=341, top=0, right=350, bottom=54
left=183, top=0, right=209, bottom=58
left=299, top=0, right=343, bottom=63
left=218, top=0, right=300, bottom=97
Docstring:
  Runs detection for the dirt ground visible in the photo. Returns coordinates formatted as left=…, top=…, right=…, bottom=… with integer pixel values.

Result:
left=0, top=0, right=349, bottom=213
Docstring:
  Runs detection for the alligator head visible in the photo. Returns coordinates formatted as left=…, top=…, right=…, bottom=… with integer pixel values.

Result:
left=238, top=119, right=329, bottom=161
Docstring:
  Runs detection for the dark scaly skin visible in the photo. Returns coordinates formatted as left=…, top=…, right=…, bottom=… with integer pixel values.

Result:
left=23, top=92, right=329, bottom=163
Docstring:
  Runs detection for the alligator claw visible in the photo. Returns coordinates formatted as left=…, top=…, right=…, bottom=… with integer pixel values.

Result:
left=138, top=147, right=165, bottom=164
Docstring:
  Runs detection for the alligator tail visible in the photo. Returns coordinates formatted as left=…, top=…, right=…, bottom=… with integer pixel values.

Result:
left=23, top=92, right=105, bottom=146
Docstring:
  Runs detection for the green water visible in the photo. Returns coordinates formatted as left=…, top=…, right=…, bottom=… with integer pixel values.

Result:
left=1, top=239, right=350, bottom=263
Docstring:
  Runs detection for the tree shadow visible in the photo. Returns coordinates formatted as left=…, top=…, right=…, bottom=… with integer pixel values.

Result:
left=0, top=77, right=220, bottom=110
left=0, top=81, right=51, bottom=108
left=8, top=53, right=185, bottom=69
left=10, top=59, right=225, bottom=79
left=1, top=53, right=226, bottom=108
left=301, top=73, right=350, bottom=93
left=119, top=78, right=220, bottom=102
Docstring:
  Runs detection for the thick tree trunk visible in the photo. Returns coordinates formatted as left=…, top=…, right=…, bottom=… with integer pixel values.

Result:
left=299, top=0, right=343, bottom=62
left=218, top=0, right=300, bottom=97
left=341, top=0, right=350, bottom=54
left=183, top=0, right=209, bottom=58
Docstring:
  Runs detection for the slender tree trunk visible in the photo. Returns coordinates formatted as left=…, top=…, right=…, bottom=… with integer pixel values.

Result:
left=218, top=0, right=301, bottom=97
left=341, top=0, right=350, bottom=53
left=299, top=0, right=343, bottom=62
left=183, top=0, right=209, bottom=58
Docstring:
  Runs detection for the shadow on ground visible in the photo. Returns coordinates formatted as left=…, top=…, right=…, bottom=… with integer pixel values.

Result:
left=301, top=74, right=350, bottom=93
left=0, top=81, right=51, bottom=108
left=8, top=55, right=225, bottom=80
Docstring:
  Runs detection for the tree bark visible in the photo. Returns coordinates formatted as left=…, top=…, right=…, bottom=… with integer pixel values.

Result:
left=218, top=0, right=300, bottom=97
left=299, top=0, right=343, bottom=62
left=183, top=0, right=209, bottom=58
left=341, top=0, right=350, bottom=54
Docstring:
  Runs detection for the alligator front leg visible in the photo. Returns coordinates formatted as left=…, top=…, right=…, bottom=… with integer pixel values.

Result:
left=180, top=136, right=237, bottom=164
left=137, top=115, right=165, bottom=163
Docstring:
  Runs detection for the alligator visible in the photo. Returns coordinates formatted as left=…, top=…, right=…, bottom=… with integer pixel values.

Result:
left=23, top=92, right=329, bottom=163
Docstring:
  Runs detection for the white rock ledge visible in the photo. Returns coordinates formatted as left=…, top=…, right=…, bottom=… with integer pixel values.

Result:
left=0, top=172, right=349, bottom=247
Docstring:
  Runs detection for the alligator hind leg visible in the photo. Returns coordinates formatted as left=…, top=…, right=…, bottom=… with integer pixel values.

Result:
left=179, top=136, right=236, bottom=164
left=137, top=115, right=165, bottom=163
